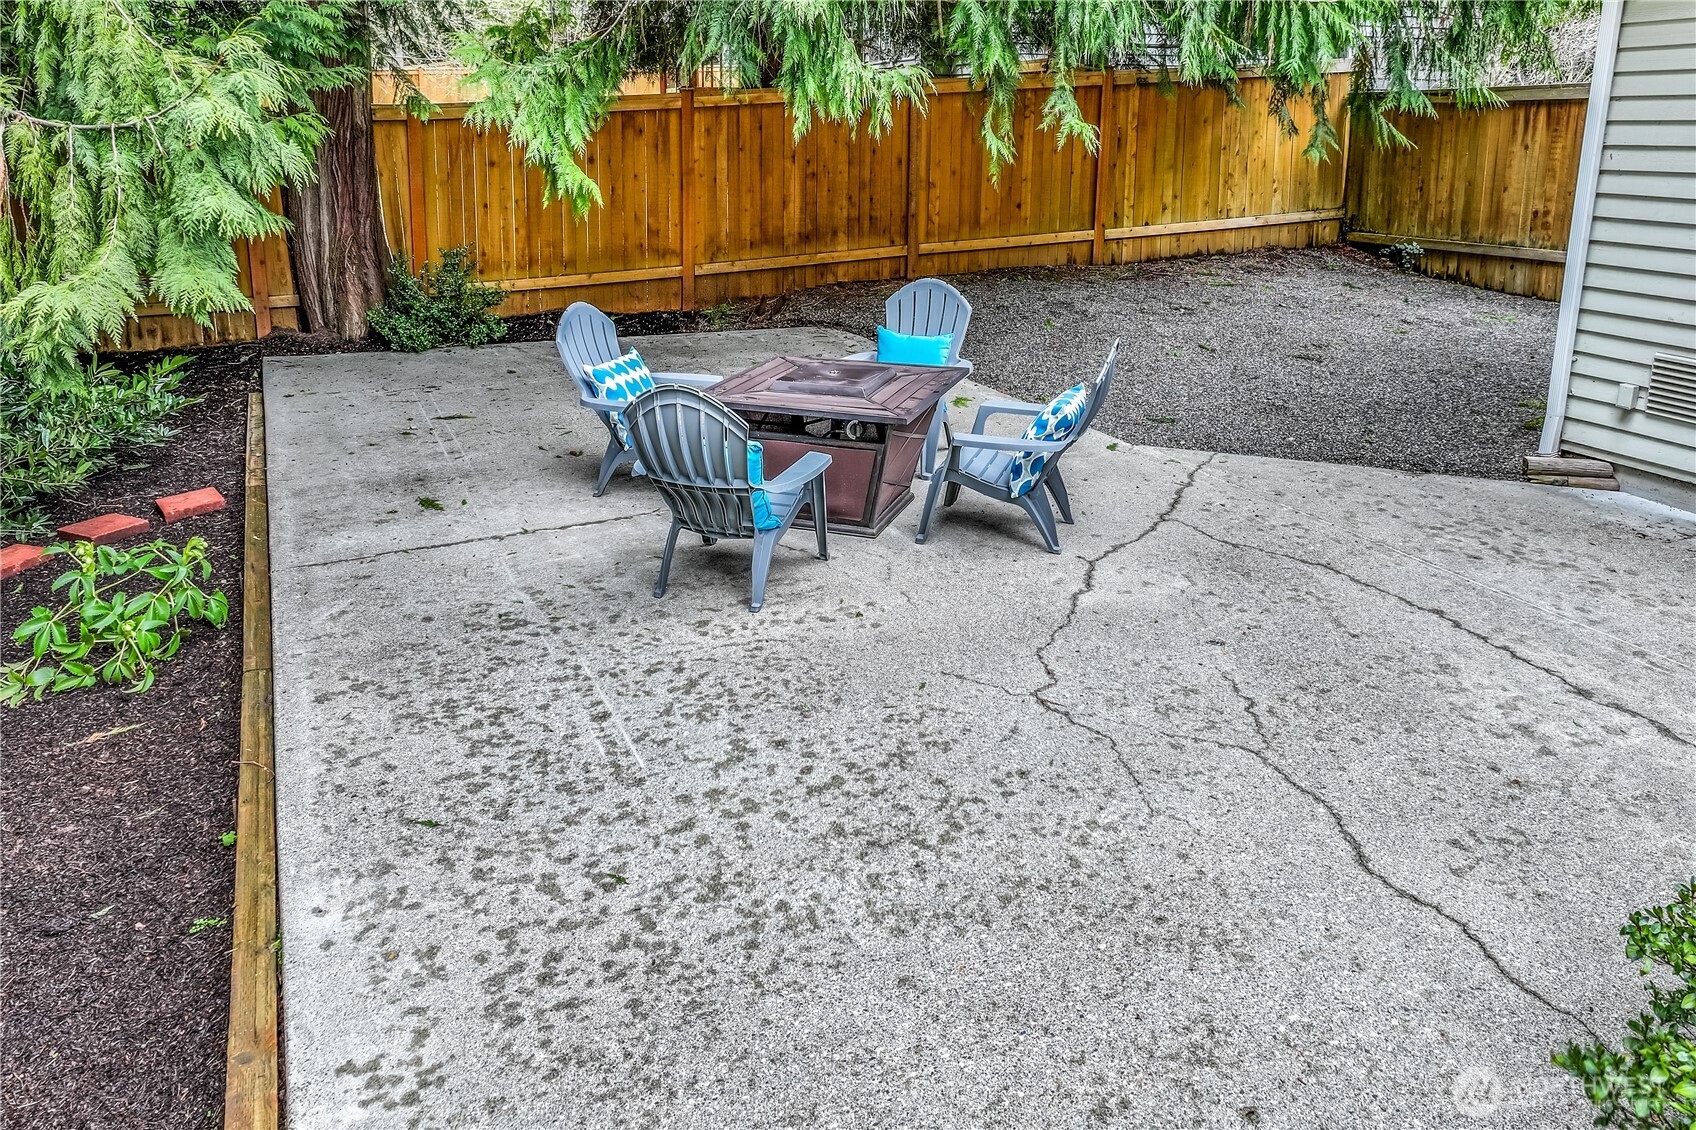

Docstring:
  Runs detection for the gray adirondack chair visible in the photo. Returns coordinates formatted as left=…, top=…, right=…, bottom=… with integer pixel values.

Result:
left=915, top=341, right=1119, bottom=555
left=843, top=278, right=973, bottom=481
left=556, top=302, right=721, bottom=496
left=623, top=384, right=832, bottom=612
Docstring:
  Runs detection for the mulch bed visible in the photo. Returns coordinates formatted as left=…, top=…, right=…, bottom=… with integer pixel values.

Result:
left=1, top=344, right=259, bottom=1129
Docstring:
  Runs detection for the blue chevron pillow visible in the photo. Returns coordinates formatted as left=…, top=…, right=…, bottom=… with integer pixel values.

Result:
left=583, top=349, right=655, bottom=447
left=1008, top=382, right=1090, bottom=497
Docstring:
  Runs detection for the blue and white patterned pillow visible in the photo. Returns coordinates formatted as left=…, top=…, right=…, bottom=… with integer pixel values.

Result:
left=583, top=349, right=655, bottom=447
left=1007, top=382, right=1091, bottom=497
left=746, top=441, right=781, bottom=531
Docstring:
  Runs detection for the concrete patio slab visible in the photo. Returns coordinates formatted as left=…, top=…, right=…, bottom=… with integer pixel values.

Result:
left=264, top=330, right=1695, bottom=1130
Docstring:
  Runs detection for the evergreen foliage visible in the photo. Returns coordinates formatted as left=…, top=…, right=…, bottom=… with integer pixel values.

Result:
left=0, top=0, right=354, bottom=368
left=459, top=0, right=1582, bottom=210
left=1, top=0, right=363, bottom=530
left=368, top=246, right=508, bottom=353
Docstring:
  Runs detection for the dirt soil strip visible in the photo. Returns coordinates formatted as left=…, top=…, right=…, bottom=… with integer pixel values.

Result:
left=225, top=391, right=279, bottom=1129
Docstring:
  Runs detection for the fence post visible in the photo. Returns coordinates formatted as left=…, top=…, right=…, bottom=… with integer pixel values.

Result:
left=906, top=98, right=922, bottom=278
left=678, top=88, right=697, bottom=310
left=1092, top=69, right=1114, bottom=266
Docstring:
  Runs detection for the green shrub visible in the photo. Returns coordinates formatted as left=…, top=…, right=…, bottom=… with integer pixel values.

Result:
left=1383, top=240, right=1426, bottom=269
left=0, top=355, right=195, bottom=538
left=368, top=246, right=508, bottom=352
left=1555, top=879, right=1696, bottom=1128
left=3, top=538, right=229, bottom=705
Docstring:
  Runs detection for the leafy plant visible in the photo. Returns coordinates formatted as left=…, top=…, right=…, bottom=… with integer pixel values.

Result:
left=1383, top=241, right=1426, bottom=269
left=219, top=831, right=237, bottom=847
left=0, top=353, right=194, bottom=537
left=2, top=537, right=229, bottom=705
left=1555, top=880, right=1696, bottom=1128
left=704, top=301, right=741, bottom=331
left=368, top=247, right=507, bottom=353
left=188, top=916, right=229, bottom=935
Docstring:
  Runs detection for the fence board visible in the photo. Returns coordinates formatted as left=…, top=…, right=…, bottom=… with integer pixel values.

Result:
left=116, top=74, right=1579, bottom=350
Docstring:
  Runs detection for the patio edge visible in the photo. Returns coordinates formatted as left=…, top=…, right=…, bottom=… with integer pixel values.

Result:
left=225, top=390, right=280, bottom=1130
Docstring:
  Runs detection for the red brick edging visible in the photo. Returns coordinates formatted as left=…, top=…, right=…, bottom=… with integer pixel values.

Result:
left=158, top=487, right=226, bottom=523
left=1, top=544, right=46, bottom=579
left=57, top=513, right=151, bottom=546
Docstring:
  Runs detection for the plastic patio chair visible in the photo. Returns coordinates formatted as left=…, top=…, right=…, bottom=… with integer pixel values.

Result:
left=843, top=278, right=974, bottom=481
left=622, top=384, right=833, bottom=612
left=556, top=301, right=722, bottom=496
left=914, top=341, right=1119, bottom=555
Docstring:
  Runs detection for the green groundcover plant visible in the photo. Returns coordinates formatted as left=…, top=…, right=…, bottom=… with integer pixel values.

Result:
left=0, top=354, right=194, bottom=538
left=1556, top=880, right=1696, bottom=1128
left=368, top=246, right=508, bottom=353
left=2, top=537, right=229, bottom=705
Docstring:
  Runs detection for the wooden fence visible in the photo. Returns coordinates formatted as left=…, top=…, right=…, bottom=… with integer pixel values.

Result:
left=1344, top=84, right=1587, bottom=301
left=119, top=72, right=1584, bottom=350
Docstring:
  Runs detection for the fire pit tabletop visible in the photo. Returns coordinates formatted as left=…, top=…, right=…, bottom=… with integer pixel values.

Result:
left=711, top=355, right=968, bottom=425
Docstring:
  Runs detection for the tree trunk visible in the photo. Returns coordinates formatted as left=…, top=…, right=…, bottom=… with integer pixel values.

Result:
left=284, top=81, right=388, bottom=340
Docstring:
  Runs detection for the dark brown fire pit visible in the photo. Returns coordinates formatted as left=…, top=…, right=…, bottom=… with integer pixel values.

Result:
left=711, top=355, right=969, bottom=537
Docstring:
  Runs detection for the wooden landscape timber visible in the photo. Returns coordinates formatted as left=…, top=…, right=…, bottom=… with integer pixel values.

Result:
left=224, top=392, right=280, bottom=1130
left=1526, top=475, right=1623, bottom=490
left=1523, top=453, right=1622, bottom=491
left=117, top=73, right=1584, bottom=350
left=1525, top=454, right=1617, bottom=477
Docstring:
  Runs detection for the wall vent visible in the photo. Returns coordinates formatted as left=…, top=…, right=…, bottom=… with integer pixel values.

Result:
left=1644, top=353, right=1696, bottom=425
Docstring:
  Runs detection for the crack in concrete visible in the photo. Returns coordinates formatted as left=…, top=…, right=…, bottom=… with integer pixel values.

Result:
left=1206, top=669, right=1601, bottom=1041
left=288, top=511, right=663, bottom=571
left=943, top=670, right=1029, bottom=701
left=968, top=454, right=1220, bottom=818
left=1231, top=485, right=1689, bottom=675
left=1175, top=519, right=1694, bottom=752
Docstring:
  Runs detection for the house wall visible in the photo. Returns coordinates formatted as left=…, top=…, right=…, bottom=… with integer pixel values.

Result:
left=1558, top=0, right=1696, bottom=484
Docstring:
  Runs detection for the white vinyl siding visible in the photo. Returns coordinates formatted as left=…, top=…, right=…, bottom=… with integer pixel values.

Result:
left=1561, top=0, right=1696, bottom=483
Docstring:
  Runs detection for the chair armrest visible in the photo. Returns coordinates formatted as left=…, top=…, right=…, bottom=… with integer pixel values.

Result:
left=842, top=350, right=876, bottom=362
left=763, top=450, right=833, bottom=494
left=971, top=400, right=1046, bottom=431
left=651, top=372, right=720, bottom=388
left=580, top=395, right=627, bottom=414
left=955, top=358, right=975, bottom=374
left=949, top=432, right=1070, bottom=454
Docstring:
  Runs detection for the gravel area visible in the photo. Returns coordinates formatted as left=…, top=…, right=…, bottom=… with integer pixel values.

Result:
left=725, top=245, right=1558, bottom=480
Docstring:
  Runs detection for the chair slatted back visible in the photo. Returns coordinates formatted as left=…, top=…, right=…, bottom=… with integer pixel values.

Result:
left=1082, top=339, right=1121, bottom=433
left=887, top=279, right=972, bottom=367
left=556, top=302, right=623, bottom=404
left=625, top=386, right=759, bottom=540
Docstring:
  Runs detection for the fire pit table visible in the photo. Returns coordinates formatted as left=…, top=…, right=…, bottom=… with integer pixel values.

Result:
left=710, top=356, right=970, bottom=537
